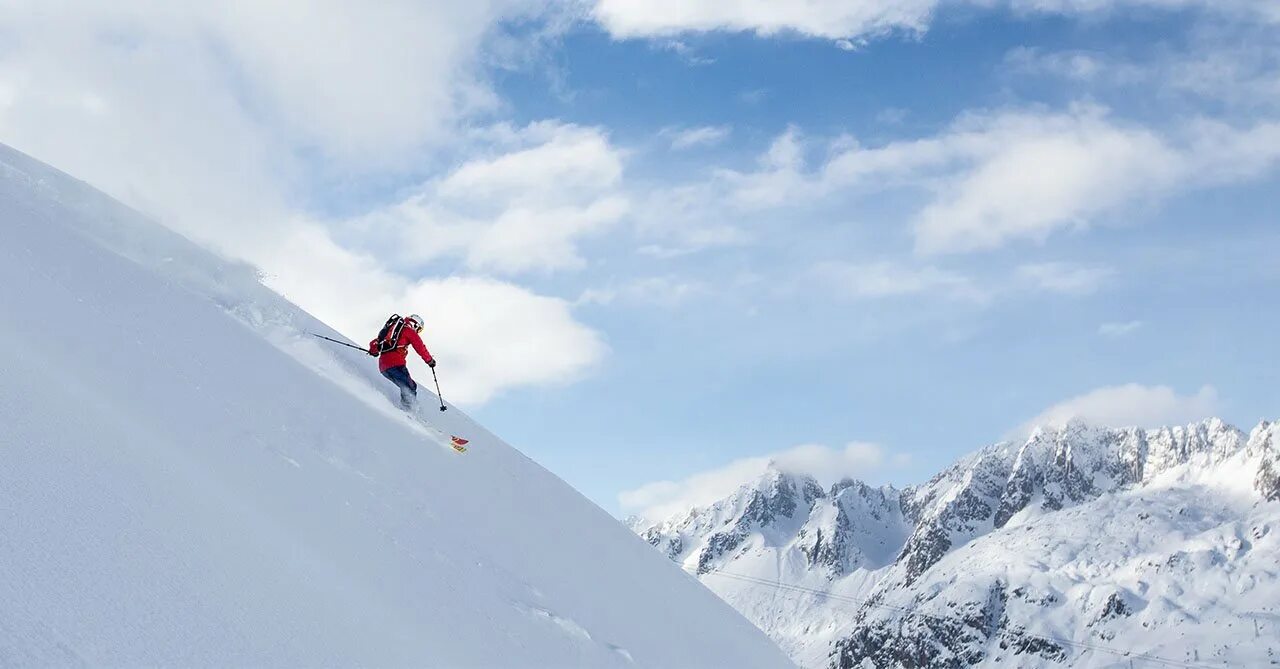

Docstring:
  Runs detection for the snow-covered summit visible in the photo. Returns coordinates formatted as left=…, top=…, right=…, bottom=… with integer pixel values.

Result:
left=634, top=418, right=1280, bottom=668
left=637, top=466, right=907, bottom=578
left=0, top=143, right=792, bottom=668
left=632, top=466, right=909, bottom=667
left=889, top=417, right=1256, bottom=588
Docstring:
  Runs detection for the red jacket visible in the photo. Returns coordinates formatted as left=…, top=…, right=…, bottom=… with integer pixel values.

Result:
left=369, top=326, right=434, bottom=372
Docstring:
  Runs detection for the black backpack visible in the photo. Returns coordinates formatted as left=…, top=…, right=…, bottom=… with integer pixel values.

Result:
left=373, top=314, right=407, bottom=355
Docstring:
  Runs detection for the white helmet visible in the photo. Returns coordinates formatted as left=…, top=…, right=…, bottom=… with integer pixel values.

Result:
left=406, top=314, right=425, bottom=331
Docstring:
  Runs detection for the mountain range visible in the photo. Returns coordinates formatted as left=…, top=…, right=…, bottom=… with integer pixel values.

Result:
left=632, top=418, right=1280, bottom=668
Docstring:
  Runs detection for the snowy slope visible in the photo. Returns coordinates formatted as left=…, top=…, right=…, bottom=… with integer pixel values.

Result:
left=0, top=143, right=793, bottom=668
left=634, top=420, right=1280, bottom=668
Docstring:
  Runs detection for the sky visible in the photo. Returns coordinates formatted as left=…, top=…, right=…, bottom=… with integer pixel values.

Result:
left=1, top=0, right=1277, bottom=518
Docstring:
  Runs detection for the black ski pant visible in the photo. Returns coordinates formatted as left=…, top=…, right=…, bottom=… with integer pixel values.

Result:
left=381, top=365, right=418, bottom=410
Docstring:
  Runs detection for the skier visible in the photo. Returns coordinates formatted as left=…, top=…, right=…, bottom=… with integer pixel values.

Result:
left=368, top=314, right=436, bottom=410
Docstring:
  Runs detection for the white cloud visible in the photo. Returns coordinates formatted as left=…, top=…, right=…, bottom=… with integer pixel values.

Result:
left=588, top=0, right=1280, bottom=269
left=352, top=122, right=630, bottom=276
left=205, top=2, right=510, bottom=162
left=909, top=109, right=1181, bottom=254
left=577, top=276, right=710, bottom=308
left=438, top=122, right=623, bottom=200
left=1016, top=262, right=1114, bottom=295
left=0, top=2, right=546, bottom=169
left=739, top=88, right=769, bottom=105
left=625, top=104, right=1280, bottom=268
left=263, top=225, right=607, bottom=405
left=814, top=261, right=988, bottom=302
left=876, top=107, right=910, bottom=125
left=592, top=0, right=937, bottom=40
left=903, top=113, right=1280, bottom=254
left=1004, top=46, right=1115, bottom=81
left=1004, top=33, right=1280, bottom=112
left=619, top=442, right=893, bottom=520
left=635, top=245, right=700, bottom=260
left=805, top=259, right=1120, bottom=305
left=658, top=40, right=716, bottom=65
left=1014, top=383, right=1220, bottom=438
left=1005, top=0, right=1279, bottom=22
left=1184, top=119, right=1280, bottom=183
left=709, top=106, right=1280, bottom=255
left=1164, top=38, right=1280, bottom=110
left=718, top=126, right=814, bottom=209
left=402, top=276, right=607, bottom=404
left=712, top=107, right=1183, bottom=244
left=1099, top=320, right=1143, bottom=337
left=666, top=125, right=732, bottom=150
left=590, top=0, right=1277, bottom=43
left=0, top=3, right=608, bottom=405
left=630, top=181, right=753, bottom=257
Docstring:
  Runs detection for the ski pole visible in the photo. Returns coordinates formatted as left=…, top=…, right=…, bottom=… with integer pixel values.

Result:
left=310, top=332, right=372, bottom=355
left=431, top=367, right=448, bottom=412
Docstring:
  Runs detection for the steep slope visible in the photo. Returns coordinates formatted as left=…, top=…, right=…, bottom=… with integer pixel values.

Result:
left=0, top=143, right=792, bottom=668
left=633, top=420, right=1280, bottom=668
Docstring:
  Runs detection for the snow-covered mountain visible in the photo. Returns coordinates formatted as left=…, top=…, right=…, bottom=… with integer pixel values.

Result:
left=633, top=419, right=1280, bottom=668
left=0, top=143, right=793, bottom=668
left=629, top=468, right=910, bottom=667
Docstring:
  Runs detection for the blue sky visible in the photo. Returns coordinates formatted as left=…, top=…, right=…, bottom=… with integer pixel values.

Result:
left=1, top=1, right=1277, bottom=517
left=473, top=4, right=1280, bottom=514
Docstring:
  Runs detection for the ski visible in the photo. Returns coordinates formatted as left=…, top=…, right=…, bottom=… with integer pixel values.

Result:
left=405, top=412, right=470, bottom=454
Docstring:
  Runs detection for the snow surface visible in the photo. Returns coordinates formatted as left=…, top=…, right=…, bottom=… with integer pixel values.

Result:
left=635, top=420, right=1280, bottom=668
left=0, top=143, right=793, bottom=668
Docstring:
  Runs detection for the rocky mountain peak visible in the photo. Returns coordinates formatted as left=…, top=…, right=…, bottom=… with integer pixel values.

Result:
left=633, top=417, right=1280, bottom=668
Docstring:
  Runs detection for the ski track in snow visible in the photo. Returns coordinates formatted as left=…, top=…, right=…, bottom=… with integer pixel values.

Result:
left=0, top=619, right=88, bottom=668
left=516, top=603, right=594, bottom=641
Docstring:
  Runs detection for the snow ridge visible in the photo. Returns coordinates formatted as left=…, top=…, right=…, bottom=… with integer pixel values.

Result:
left=633, top=419, right=1280, bottom=668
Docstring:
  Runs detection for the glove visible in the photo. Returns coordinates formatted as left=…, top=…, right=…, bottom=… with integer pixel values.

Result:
left=427, top=358, right=437, bottom=368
